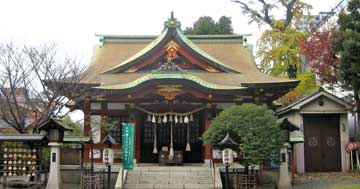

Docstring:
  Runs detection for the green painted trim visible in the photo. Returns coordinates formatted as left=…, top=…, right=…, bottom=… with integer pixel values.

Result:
left=102, top=28, right=169, bottom=74
left=186, top=34, right=246, bottom=39
left=290, top=136, right=304, bottom=143
left=95, top=73, right=245, bottom=90
left=96, top=34, right=249, bottom=40
left=63, top=136, right=91, bottom=143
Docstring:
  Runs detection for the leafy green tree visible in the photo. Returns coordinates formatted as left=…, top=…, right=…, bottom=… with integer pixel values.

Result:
left=202, top=104, right=283, bottom=167
left=62, top=116, right=82, bottom=136
left=334, top=0, right=360, bottom=128
left=217, top=16, right=234, bottom=34
left=232, top=0, right=311, bottom=77
left=184, top=16, right=233, bottom=35
left=257, top=27, right=308, bottom=77
left=278, top=71, right=319, bottom=104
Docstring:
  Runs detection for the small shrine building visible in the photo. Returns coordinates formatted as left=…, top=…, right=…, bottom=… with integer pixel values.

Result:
left=66, top=14, right=298, bottom=164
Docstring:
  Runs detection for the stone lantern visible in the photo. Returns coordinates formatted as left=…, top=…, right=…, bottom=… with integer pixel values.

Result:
left=277, top=118, right=300, bottom=189
left=102, top=135, right=118, bottom=189
left=218, top=133, right=238, bottom=189
left=38, top=118, right=72, bottom=189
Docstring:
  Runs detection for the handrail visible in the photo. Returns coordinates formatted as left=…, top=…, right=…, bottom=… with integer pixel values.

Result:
left=210, top=146, right=215, bottom=179
left=115, top=167, right=127, bottom=189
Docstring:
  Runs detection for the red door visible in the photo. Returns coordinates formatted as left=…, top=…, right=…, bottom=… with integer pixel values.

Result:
left=304, top=114, right=341, bottom=172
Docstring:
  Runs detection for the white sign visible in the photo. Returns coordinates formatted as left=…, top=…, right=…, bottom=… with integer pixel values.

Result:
left=222, top=148, right=234, bottom=165
left=89, top=149, right=101, bottom=159
left=103, top=148, right=114, bottom=165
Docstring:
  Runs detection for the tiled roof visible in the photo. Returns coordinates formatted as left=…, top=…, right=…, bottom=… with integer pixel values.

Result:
left=277, top=88, right=352, bottom=115
left=0, top=134, right=45, bottom=142
left=79, top=17, right=298, bottom=91
left=81, top=41, right=296, bottom=89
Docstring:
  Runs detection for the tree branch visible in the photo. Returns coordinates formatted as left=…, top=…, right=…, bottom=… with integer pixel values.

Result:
left=0, top=42, right=85, bottom=133
left=232, top=0, right=275, bottom=28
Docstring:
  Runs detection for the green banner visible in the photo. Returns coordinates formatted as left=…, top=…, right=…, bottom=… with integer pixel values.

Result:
left=122, top=123, right=134, bottom=170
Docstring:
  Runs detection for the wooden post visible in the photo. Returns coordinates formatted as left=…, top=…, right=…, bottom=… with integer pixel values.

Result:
left=224, top=164, right=229, bottom=189
left=291, top=144, right=295, bottom=185
left=107, top=165, right=111, bottom=189
left=127, top=103, right=139, bottom=163
left=258, top=165, right=263, bottom=185
left=90, top=139, right=94, bottom=176
left=204, top=106, right=212, bottom=163
left=80, top=143, right=84, bottom=188
left=204, top=118, right=212, bottom=160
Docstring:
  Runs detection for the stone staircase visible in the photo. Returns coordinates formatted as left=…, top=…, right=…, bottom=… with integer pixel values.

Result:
left=124, top=166, right=214, bottom=189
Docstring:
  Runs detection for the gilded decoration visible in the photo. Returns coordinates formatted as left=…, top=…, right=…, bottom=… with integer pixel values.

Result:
left=128, top=103, right=136, bottom=109
left=96, top=95, right=105, bottom=101
left=165, top=40, right=179, bottom=63
left=157, top=85, right=182, bottom=92
left=205, top=66, right=220, bottom=73
left=233, top=95, right=243, bottom=102
left=157, top=85, right=183, bottom=100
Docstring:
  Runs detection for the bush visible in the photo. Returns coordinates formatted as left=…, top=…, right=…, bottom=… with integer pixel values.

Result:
left=202, top=104, right=282, bottom=166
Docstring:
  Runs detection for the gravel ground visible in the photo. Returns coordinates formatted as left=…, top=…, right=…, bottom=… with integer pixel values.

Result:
left=292, top=172, right=360, bottom=189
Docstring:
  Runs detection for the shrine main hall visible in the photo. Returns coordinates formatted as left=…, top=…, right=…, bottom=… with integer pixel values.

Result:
left=65, top=15, right=298, bottom=164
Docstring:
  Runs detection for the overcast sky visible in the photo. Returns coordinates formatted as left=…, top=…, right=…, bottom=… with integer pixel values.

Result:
left=0, top=0, right=343, bottom=121
left=0, top=0, right=342, bottom=65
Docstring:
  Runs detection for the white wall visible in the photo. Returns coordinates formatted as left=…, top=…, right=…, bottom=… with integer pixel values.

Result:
left=340, top=114, right=350, bottom=172
left=286, top=111, right=305, bottom=173
left=283, top=94, right=351, bottom=173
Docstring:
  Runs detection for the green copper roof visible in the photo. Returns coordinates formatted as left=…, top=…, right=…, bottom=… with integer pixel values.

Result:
left=101, top=16, right=240, bottom=74
left=102, top=28, right=169, bottom=74
left=95, top=73, right=245, bottom=90
left=97, top=34, right=247, bottom=44
left=63, top=136, right=91, bottom=143
left=290, top=135, right=304, bottom=143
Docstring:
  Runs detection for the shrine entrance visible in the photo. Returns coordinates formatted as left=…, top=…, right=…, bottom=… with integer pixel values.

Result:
left=139, top=106, right=204, bottom=163
left=304, top=114, right=341, bottom=172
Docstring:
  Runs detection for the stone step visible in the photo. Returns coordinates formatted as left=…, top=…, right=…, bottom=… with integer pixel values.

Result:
left=62, top=184, right=80, bottom=189
left=132, top=166, right=211, bottom=172
left=124, top=166, right=213, bottom=188
left=184, top=184, right=214, bottom=189
left=126, top=178, right=212, bottom=184
left=124, top=183, right=155, bottom=189
left=124, top=184, right=214, bottom=189
left=153, top=184, right=184, bottom=189
left=126, top=174, right=210, bottom=180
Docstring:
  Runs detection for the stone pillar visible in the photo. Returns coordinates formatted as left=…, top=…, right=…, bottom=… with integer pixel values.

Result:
left=46, top=142, right=62, bottom=189
left=278, top=144, right=291, bottom=189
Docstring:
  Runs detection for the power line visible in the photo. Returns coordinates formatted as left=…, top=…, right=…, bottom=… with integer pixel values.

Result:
left=316, top=0, right=348, bottom=28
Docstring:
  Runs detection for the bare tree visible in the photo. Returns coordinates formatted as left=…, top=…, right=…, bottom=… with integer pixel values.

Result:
left=0, top=42, right=86, bottom=133
left=231, top=0, right=312, bottom=31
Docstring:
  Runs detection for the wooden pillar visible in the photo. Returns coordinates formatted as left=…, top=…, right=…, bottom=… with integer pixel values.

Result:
left=83, top=99, right=91, bottom=137
left=127, top=103, right=140, bottom=163
left=83, top=100, right=91, bottom=163
left=204, top=104, right=213, bottom=163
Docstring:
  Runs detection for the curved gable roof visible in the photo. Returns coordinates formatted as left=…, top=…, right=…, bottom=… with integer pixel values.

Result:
left=80, top=16, right=298, bottom=92
left=101, top=21, right=240, bottom=74
left=277, top=88, right=352, bottom=115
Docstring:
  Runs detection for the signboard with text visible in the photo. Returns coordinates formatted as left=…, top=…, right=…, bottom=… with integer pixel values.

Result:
left=122, top=123, right=134, bottom=170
